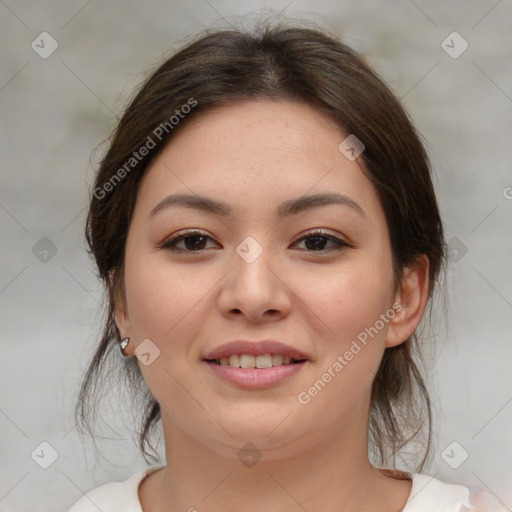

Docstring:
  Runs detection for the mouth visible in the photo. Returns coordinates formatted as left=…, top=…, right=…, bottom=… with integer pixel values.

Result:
left=203, top=353, right=308, bottom=388
left=202, top=340, right=310, bottom=388
left=204, top=354, right=308, bottom=368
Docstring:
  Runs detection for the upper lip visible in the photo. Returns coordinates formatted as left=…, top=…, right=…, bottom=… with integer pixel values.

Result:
left=203, top=340, right=310, bottom=361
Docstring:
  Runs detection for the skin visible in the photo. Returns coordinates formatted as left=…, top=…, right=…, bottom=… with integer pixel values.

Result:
left=114, top=99, right=430, bottom=512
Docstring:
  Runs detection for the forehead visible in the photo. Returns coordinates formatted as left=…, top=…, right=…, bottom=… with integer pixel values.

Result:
left=134, top=100, right=382, bottom=221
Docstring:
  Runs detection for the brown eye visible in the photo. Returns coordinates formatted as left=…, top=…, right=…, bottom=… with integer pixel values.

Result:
left=161, top=230, right=220, bottom=252
left=292, top=230, right=352, bottom=252
left=160, top=229, right=352, bottom=253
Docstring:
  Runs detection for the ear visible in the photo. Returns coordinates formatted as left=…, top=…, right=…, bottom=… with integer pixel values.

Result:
left=385, top=254, right=430, bottom=348
left=109, top=270, right=133, bottom=353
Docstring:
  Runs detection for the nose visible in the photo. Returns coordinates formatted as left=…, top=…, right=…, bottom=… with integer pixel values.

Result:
left=218, top=241, right=292, bottom=323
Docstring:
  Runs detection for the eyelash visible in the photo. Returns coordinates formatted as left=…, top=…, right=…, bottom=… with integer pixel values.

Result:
left=159, top=229, right=353, bottom=253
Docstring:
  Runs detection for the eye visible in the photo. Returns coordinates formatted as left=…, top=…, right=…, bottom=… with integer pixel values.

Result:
left=159, top=229, right=352, bottom=253
left=292, top=230, right=352, bottom=252
left=160, top=230, right=220, bottom=252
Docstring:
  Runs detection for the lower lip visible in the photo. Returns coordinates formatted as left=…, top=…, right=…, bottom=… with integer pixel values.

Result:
left=203, top=360, right=307, bottom=388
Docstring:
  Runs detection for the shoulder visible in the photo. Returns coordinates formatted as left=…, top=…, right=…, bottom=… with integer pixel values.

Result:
left=404, top=472, right=500, bottom=512
left=66, top=467, right=164, bottom=512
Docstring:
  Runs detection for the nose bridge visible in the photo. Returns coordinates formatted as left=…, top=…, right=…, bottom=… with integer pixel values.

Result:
left=233, top=234, right=276, bottom=292
left=220, top=234, right=290, bottom=319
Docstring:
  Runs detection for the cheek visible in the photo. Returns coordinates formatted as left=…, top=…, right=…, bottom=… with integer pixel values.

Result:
left=299, top=262, right=393, bottom=345
left=292, top=275, right=388, bottom=418
left=293, top=259, right=393, bottom=398
left=122, top=252, right=211, bottom=409
left=123, top=248, right=207, bottom=344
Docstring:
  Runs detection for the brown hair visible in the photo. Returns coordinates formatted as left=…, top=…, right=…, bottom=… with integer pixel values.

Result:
left=76, top=20, right=447, bottom=471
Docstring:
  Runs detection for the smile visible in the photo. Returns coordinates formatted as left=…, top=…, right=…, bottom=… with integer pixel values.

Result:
left=206, top=354, right=306, bottom=368
left=203, top=357, right=308, bottom=388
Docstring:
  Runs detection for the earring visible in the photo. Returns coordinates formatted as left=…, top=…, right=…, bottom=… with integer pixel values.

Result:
left=120, top=337, right=130, bottom=357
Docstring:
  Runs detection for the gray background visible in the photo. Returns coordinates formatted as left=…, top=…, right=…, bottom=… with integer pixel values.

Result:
left=1, top=1, right=511, bottom=511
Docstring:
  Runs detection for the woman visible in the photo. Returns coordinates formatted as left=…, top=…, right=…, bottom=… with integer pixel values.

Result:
left=68, top=21, right=496, bottom=512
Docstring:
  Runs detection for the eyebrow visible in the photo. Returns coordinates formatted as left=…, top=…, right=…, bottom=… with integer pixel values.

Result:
left=148, top=192, right=365, bottom=219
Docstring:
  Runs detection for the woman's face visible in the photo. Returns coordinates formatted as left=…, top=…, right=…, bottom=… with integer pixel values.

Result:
left=115, top=100, right=412, bottom=458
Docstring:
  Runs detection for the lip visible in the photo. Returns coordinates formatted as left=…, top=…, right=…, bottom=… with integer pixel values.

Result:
left=203, top=359, right=307, bottom=388
left=202, top=340, right=310, bottom=361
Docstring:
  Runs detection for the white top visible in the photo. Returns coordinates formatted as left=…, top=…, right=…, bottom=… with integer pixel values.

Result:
left=67, top=466, right=487, bottom=512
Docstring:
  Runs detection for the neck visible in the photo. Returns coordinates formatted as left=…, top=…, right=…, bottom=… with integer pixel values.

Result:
left=143, top=408, right=411, bottom=512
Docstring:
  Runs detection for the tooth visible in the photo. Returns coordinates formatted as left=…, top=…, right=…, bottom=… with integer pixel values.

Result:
left=271, top=354, right=284, bottom=366
left=222, top=353, right=297, bottom=368
left=228, top=354, right=240, bottom=367
left=256, top=354, right=272, bottom=368
left=240, top=354, right=256, bottom=368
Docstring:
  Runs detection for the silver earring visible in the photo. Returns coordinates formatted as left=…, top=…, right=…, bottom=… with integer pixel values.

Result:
left=120, top=337, right=130, bottom=356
